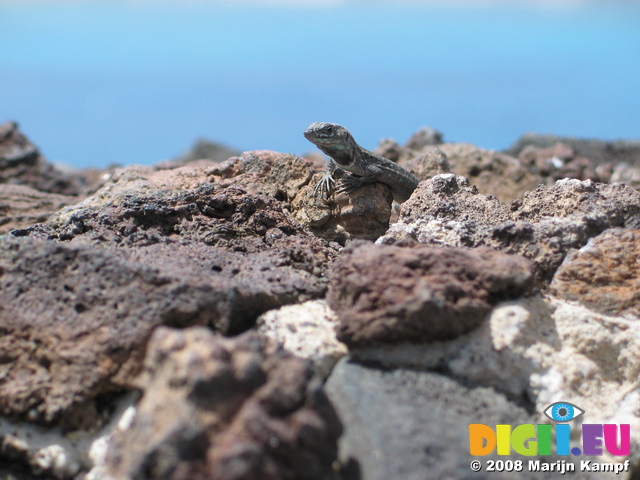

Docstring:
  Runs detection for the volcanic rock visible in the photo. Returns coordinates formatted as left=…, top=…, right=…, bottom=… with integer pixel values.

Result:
left=324, top=359, right=593, bottom=480
left=327, top=241, right=534, bottom=346
left=0, top=121, right=86, bottom=195
left=550, top=228, right=640, bottom=317
left=381, top=175, right=640, bottom=285
left=102, top=327, right=342, bottom=480
left=0, top=184, right=77, bottom=235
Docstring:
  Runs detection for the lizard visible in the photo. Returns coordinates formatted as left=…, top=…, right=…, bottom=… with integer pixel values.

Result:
left=304, top=122, right=419, bottom=203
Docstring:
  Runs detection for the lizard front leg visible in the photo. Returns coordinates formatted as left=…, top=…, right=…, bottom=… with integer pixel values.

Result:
left=313, top=157, right=339, bottom=199
left=335, top=160, right=383, bottom=196
left=334, top=173, right=374, bottom=195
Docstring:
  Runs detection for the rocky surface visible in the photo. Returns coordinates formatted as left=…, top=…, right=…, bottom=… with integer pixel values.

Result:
left=437, top=143, right=544, bottom=202
left=507, top=132, right=640, bottom=167
left=325, top=359, right=598, bottom=480
left=327, top=241, right=535, bottom=346
left=158, top=137, right=240, bottom=169
left=256, top=300, right=347, bottom=379
left=0, top=153, right=339, bottom=428
left=550, top=228, right=640, bottom=317
left=1, top=122, right=640, bottom=479
left=351, top=295, right=640, bottom=432
left=0, top=235, right=223, bottom=426
left=0, top=121, right=100, bottom=196
left=0, top=184, right=77, bottom=235
left=381, top=130, right=640, bottom=202
left=292, top=176, right=393, bottom=243
left=97, top=327, right=342, bottom=480
left=380, top=174, right=640, bottom=285
left=0, top=393, right=137, bottom=479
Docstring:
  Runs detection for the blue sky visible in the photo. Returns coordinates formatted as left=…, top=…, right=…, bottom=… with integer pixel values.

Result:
left=1, top=1, right=639, bottom=167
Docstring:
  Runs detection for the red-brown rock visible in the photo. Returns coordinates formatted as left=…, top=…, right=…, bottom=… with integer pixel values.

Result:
left=551, top=228, right=640, bottom=317
left=327, top=242, right=535, bottom=346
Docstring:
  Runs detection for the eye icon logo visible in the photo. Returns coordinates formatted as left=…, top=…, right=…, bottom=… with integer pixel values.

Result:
left=470, top=401, right=630, bottom=457
left=544, top=402, right=584, bottom=422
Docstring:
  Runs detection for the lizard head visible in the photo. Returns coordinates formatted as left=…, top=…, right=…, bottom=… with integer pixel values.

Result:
left=303, top=123, right=354, bottom=155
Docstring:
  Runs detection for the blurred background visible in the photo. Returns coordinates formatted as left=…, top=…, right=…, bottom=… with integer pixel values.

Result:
left=1, top=0, right=639, bottom=168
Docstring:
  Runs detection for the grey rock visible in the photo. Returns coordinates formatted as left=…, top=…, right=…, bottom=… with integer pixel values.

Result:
left=325, top=359, right=595, bottom=480
left=404, top=126, right=443, bottom=150
left=159, top=137, right=240, bottom=169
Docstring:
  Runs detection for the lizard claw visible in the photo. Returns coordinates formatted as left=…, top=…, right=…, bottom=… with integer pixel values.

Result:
left=335, top=174, right=368, bottom=195
left=313, top=171, right=336, bottom=199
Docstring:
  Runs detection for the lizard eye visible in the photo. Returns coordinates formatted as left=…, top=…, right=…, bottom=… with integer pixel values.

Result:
left=324, top=125, right=333, bottom=134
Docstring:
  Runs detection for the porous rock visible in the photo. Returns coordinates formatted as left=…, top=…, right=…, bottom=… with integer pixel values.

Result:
left=256, top=300, right=348, bottom=378
left=374, top=126, right=443, bottom=164
left=292, top=172, right=393, bottom=243
left=13, top=222, right=332, bottom=335
left=0, top=153, right=339, bottom=430
left=399, top=147, right=451, bottom=182
left=382, top=175, right=640, bottom=285
left=517, top=142, right=612, bottom=184
left=437, top=143, right=543, bottom=202
left=102, top=327, right=342, bottom=480
left=404, top=126, right=443, bottom=150
left=0, top=121, right=86, bottom=195
left=46, top=182, right=323, bottom=252
left=494, top=179, right=640, bottom=283
left=3, top=121, right=640, bottom=479
left=28, top=160, right=335, bottom=261
left=373, top=138, right=407, bottom=163
left=550, top=228, right=640, bottom=317
left=507, top=132, right=640, bottom=167
left=0, top=236, right=235, bottom=426
left=397, top=173, right=511, bottom=230
left=379, top=173, right=509, bottom=250
left=0, top=184, right=77, bottom=235
left=45, top=150, right=315, bottom=242
left=327, top=241, right=534, bottom=346
left=0, top=232, right=334, bottom=426
left=351, top=295, right=640, bottom=468
left=207, top=150, right=314, bottom=202
left=125, top=241, right=332, bottom=331
left=512, top=178, right=639, bottom=223
left=0, top=393, right=137, bottom=480
left=611, top=163, right=640, bottom=190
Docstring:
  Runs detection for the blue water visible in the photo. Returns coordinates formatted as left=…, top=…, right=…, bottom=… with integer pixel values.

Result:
left=1, top=1, right=639, bottom=168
